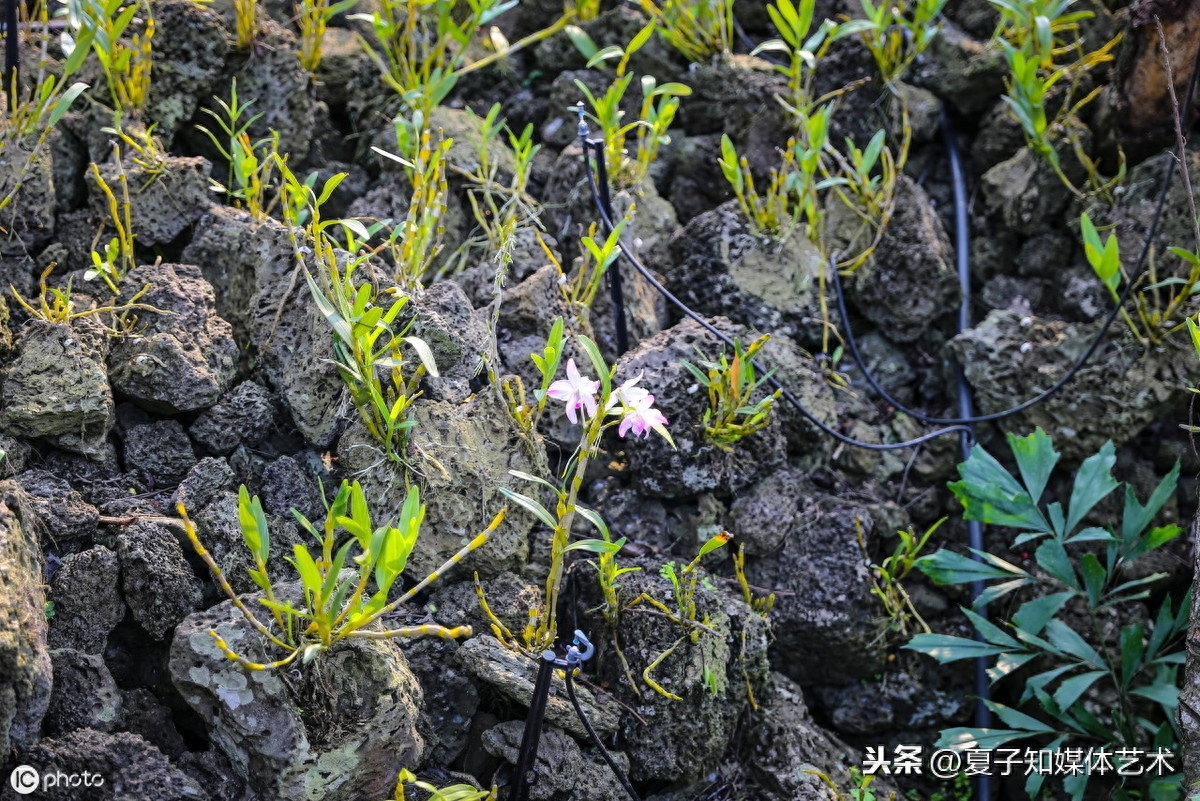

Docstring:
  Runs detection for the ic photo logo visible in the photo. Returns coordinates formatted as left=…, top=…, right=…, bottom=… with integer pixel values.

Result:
left=9, top=765, right=38, bottom=795
left=8, top=765, right=105, bottom=795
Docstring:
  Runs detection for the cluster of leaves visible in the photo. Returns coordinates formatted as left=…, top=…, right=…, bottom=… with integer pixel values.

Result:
left=393, top=770, right=494, bottom=801
left=637, top=0, right=734, bottom=64
left=68, top=0, right=154, bottom=119
left=353, top=0, right=564, bottom=160
left=180, top=481, right=506, bottom=670
left=907, top=429, right=1187, bottom=801
left=857, top=0, right=947, bottom=84
left=196, top=81, right=281, bottom=220
left=990, top=0, right=1122, bottom=198
left=858, top=517, right=944, bottom=642
left=374, top=130, right=453, bottom=291
left=296, top=0, right=358, bottom=73
left=280, top=162, right=441, bottom=462
left=1079, top=209, right=1200, bottom=346
left=571, top=22, right=692, bottom=190
left=233, top=0, right=258, bottom=49
left=719, top=0, right=897, bottom=263
left=683, top=335, right=783, bottom=451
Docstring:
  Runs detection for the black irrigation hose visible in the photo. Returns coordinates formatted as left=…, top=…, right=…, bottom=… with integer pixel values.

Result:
left=578, top=135, right=977, bottom=452
left=565, top=668, right=641, bottom=801
left=942, top=110, right=993, bottom=801
left=833, top=42, right=1200, bottom=428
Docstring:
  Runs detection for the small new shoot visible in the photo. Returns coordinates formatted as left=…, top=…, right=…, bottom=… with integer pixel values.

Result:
left=682, top=335, right=783, bottom=452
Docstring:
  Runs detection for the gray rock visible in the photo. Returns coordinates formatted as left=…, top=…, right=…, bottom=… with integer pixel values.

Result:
left=0, top=143, right=55, bottom=255
left=19, top=729, right=207, bottom=800
left=748, top=673, right=891, bottom=800
left=0, top=321, right=114, bottom=457
left=842, top=175, right=960, bottom=343
left=401, top=638, right=480, bottom=766
left=143, top=0, right=229, bottom=146
left=949, top=310, right=1194, bottom=460
left=611, top=568, right=770, bottom=784
left=123, top=420, right=198, bottom=487
left=727, top=467, right=807, bottom=555
left=337, top=389, right=543, bottom=579
left=190, top=381, right=279, bottom=456
left=0, top=484, right=52, bottom=756
left=170, top=584, right=425, bottom=801
left=246, top=250, right=344, bottom=449
left=116, top=521, right=203, bottom=640
left=45, top=649, right=122, bottom=736
left=48, top=546, right=125, bottom=653
left=117, top=688, right=189, bottom=760
left=457, top=635, right=619, bottom=741
left=85, top=155, right=214, bottom=248
left=496, top=263, right=578, bottom=395
left=181, top=207, right=295, bottom=348
left=259, top=456, right=322, bottom=522
left=108, top=263, right=238, bottom=414
left=743, top=484, right=887, bottom=685
left=907, top=20, right=1006, bottom=116
left=980, top=121, right=1091, bottom=237
left=223, top=20, right=316, bottom=164
left=16, top=469, right=100, bottom=549
left=172, top=460, right=305, bottom=596
left=615, top=317, right=789, bottom=498
left=483, top=720, right=631, bottom=801
left=667, top=201, right=829, bottom=350
left=405, top=281, right=491, bottom=403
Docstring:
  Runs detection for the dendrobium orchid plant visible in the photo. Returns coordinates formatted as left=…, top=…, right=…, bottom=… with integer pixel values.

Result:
left=488, top=322, right=675, bottom=652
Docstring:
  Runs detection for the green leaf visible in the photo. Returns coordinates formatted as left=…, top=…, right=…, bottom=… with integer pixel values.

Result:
left=1080, top=553, right=1106, bottom=608
left=1052, top=669, right=1106, bottom=710
left=974, top=577, right=1031, bottom=608
left=1063, top=526, right=1113, bottom=544
left=574, top=505, right=610, bottom=540
left=508, top=470, right=561, bottom=494
left=1123, top=460, right=1180, bottom=547
left=950, top=443, right=1049, bottom=532
left=905, top=633, right=1012, bottom=662
left=1008, top=428, right=1058, bottom=507
left=1012, top=591, right=1072, bottom=636
left=403, top=336, right=440, bottom=377
left=913, top=549, right=1021, bottom=585
left=1044, top=619, right=1104, bottom=668
left=1130, top=683, right=1178, bottom=711
left=237, top=486, right=271, bottom=564
left=1119, top=623, right=1145, bottom=690
left=1189, top=317, right=1200, bottom=362
left=563, top=538, right=623, bottom=554
left=1065, top=440, right=1119, bottom=533
left=577, top=335, right=611, bottom=398
left=291, top=544, right=322, bottom=599
left=1022, top=663, right=1078, bottom=703
left=1034, top=538, right=1078, bottom=589
left=498, top=487, right=557, bottom=530
left=985, top=699, right=1056, bottom=733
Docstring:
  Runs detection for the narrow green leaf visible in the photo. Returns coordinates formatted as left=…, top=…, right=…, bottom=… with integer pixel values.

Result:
left=1008, top=428, right=1058, bottom=507
left=498, top=487, right=557, bottom=529
left=1012, top=591, right=1073, bottom=636
left=1052, top=669, right=1106, bottom=710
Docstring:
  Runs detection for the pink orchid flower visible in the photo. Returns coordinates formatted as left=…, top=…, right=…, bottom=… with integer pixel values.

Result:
left=608, top=374, right=670, bottom=440
left=546, top=359, right=600, bottom=424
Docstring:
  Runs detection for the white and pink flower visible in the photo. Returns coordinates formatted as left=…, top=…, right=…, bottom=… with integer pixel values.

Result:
left=546, top=359, right=600, bottom=424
